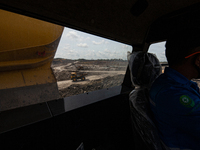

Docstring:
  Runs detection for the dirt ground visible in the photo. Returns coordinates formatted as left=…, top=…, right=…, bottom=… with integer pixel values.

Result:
left=52, top=59, right=127, bottom=98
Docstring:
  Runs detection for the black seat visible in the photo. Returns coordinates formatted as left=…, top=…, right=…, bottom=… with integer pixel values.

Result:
left=128, top=51, right=169, bottom=150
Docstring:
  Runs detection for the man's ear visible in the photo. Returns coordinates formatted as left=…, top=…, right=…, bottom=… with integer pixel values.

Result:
left=195, top=54, right=200, bottom=67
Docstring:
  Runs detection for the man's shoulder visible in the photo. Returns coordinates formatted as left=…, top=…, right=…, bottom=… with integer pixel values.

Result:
left=149, top=73, right=193, bottom=107
left=150, top=73, right=200, bottom=115
left=150, top=74, right=175, bottom=97
left=151, top=73, right=170, bottom=86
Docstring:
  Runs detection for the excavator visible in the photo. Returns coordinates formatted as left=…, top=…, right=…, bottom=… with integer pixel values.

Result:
left=1, top=1, right=200, bottom=150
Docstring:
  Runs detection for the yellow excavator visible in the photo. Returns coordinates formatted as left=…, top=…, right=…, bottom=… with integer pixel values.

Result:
left=0, top=9, right=64, bottom=111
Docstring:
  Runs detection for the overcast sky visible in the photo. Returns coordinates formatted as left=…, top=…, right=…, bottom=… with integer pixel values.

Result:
left=55, top=27, right=167, bottom=62
left=149, top=41, right=166, bottom=62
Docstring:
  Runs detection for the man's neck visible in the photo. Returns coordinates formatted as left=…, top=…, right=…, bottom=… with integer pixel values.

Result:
left=170, top=65, right=196, bottom=80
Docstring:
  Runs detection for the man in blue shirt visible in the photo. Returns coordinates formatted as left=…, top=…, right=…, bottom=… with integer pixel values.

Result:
left=150, top=28, right=200, bottom=150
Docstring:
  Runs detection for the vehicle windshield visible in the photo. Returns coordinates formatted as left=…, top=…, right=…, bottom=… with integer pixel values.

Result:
left=53, top=27, right=132, bottom=98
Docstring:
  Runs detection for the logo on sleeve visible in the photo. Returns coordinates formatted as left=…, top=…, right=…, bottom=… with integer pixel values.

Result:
left=179, top=95, right=195, bottom=108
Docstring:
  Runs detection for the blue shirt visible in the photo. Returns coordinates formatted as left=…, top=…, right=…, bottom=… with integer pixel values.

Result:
left=150, top=67, right=200, bottom=150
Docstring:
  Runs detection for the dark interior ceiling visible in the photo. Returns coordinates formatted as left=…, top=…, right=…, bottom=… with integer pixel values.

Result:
left=0, top=0, right=200, bottom=46
left=147, top=2, right=200, bottom=43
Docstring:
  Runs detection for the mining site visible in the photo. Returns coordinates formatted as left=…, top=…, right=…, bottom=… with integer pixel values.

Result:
left=52, top=58, right=128, bottom=98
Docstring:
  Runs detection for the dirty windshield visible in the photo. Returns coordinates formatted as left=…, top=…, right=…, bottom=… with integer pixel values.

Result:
left=52, top=27, right=132, bottom=98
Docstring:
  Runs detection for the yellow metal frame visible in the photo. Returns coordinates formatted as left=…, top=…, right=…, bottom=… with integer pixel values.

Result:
left=0, top=9, right=64, bottom=110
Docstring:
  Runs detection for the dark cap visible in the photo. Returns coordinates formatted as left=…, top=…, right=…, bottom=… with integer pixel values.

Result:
left=166, top=28, right=200, bottom=52
left=165, top=27, right=200, bottom=65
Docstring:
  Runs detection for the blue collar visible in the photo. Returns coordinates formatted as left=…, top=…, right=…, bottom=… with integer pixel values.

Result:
left=164, top=67, right=199, bottom=91
left=164, top=67, right=190, bottom=84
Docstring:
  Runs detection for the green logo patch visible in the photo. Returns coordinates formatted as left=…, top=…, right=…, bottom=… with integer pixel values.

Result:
left=179, top=95, right=195, bottom=108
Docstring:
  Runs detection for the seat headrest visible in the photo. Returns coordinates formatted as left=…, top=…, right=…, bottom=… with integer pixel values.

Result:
left=128, top=51, right=161, bottom=87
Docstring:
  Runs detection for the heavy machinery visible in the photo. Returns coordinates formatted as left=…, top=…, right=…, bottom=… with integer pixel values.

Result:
left=0, top=9, right=63, bottom=111
left=1, top=1, right=200, bottom=150
left=77, top=66, right=84, bottom=70
left=71, top=71, right=87, bottom=82
left=70, top=64, right=87, bottom=82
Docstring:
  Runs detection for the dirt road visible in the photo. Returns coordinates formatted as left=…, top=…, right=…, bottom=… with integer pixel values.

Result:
left=57, top=70, right=125, bottom=90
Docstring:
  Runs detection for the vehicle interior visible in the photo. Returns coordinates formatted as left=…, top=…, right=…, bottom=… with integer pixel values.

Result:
left=1, top=0, right=200, bottom=149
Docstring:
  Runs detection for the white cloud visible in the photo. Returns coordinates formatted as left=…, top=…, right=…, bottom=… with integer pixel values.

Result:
left=63, top=44, right=70, bottom=50
left=68, top=49, right=74, bottom=53
left=122, top=44, right=129, bottom=48
left=105, top=41, right=109, bottom=44
left=104, top=49, right=110, bottom=53
left=77, top=43, right=88, bottom=48
left=113, top=51, right=119, bottom=54
left=85, top=37, right=90, bottom=40
left=83, top=49, right=98, bottom=59
left=92, top=40, right=104, bottom=45
left=66, top=31, right=79, bottom=39
left=55, top=27, right=132, bottom=60
left=97, top=51, right=109, bottom=59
